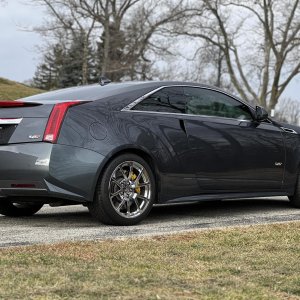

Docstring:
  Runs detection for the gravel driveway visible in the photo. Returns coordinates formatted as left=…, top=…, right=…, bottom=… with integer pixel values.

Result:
left=1, top=197, right=300, bottom=247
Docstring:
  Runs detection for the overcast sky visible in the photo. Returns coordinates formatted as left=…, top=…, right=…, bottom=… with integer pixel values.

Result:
left=0, top=0, right=44, bottom=82
left=0, top=0, right=299, bottom=100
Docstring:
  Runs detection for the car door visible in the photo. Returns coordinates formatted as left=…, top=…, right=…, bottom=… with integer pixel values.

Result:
left=131, top=86, right=200, bottom=200
left=181, top=87, right=285, bottom=193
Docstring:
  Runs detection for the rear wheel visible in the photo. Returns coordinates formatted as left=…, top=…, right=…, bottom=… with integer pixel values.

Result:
left=0, top=198, right=43, bottom=217
left=289, top=173, right=300, bottom=208
left=88, top=153, right=155, bottom=225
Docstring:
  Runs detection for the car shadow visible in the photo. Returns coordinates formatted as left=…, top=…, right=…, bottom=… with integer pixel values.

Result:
left=0, top=197, right=295, bottom=228
left=151, top=198, right=292, bottom=217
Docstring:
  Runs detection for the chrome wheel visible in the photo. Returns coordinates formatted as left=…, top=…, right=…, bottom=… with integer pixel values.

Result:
left=89, top=153, right=155, bottom=225
left=109, top=160, right=151, bottom=219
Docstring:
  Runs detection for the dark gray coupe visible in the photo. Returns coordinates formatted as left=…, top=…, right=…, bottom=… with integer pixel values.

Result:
left=0, top=81, right=299, bottom=225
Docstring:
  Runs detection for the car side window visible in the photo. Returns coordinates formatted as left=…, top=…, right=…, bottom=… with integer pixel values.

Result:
left=183, top=87, right=253, bottom=120
left=132, top=87, right=186, bottom=114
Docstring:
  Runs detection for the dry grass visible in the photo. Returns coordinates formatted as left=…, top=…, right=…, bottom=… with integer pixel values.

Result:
left=0, top=77, right=43, bottom=100
left=0, top=222, right=300, bottom=299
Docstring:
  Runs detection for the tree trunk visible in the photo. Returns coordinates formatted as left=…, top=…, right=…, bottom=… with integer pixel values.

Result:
left=216, top=50, right=222, bottom=87
left=102, top=23, right=110, bottom=77
left=268, top=59, right=283, bottom=111
left=82, top=36, right=88, bottom=84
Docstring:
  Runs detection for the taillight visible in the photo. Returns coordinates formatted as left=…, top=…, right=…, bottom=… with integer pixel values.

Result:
left=43, top=101, right=83, bottom=143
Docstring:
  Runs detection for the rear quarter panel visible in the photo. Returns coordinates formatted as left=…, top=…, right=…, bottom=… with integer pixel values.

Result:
left=58, top=100, right=187, bottom=202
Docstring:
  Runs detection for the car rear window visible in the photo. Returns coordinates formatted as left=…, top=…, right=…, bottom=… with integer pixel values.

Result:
left=21, top=83, right=140, bottom=102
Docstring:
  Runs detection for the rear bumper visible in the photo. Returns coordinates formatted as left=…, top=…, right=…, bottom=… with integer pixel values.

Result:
left=0, top=143, right=105, bottom=202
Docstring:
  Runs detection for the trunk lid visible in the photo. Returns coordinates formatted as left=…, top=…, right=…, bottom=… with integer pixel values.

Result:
left=0, top=101, right=54, bottom=145
left=0, top=99, right=91, bottom=145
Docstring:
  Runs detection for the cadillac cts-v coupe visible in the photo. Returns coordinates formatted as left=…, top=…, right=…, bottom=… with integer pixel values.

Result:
left=0, top=81, right=300, bottom=225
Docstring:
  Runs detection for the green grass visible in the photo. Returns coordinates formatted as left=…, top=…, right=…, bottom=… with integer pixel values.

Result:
left=0, top=222, right=299, bottom=299
left=0, top=77, right=43, bottom=100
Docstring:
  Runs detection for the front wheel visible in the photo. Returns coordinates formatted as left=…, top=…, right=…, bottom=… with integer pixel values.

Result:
left=288, top=173, right=300, bottom=208
left=88, top=154, right=156, bottom=225
left=0, top=199, right=43, bottom=217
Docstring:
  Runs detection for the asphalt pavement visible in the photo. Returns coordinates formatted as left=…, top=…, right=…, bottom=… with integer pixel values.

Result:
left=1, top=197, right=300, bottom=247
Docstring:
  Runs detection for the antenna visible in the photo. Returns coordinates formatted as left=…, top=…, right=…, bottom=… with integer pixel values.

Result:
left=99, top=76, right=111, bottom=86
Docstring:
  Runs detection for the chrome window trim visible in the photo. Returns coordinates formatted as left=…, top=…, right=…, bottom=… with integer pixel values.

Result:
left=0, top=118, right=22, bottom=125
left=122, top=109, right=254, bottom=123
left=121, top=85, right=255, bottom=122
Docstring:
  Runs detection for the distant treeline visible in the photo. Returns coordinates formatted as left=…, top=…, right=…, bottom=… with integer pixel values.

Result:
left=32, top=0, right=300, bottom=114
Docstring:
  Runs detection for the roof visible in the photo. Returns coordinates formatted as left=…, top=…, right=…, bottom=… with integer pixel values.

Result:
left=21, top=81, right=219, bottom=101
left=21, top=81, right=246, bottom=109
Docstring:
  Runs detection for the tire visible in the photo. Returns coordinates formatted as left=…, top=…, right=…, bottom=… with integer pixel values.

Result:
left=88, top=153, right=156, bottom=225
left=0, top=198, right=43, bottom=217
left=289, top=174, right=300, bottom=208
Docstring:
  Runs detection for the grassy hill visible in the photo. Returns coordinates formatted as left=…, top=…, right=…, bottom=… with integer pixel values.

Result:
left=0, top=77, right=43, bottom=100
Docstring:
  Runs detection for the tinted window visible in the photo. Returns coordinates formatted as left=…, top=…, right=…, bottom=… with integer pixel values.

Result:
left=184, top=87, right=253, bottom=120
left=133, top=87, right=186, bottom=113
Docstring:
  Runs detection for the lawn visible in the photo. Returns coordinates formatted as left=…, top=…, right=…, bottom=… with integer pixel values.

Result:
left=0, top=77, right=43, bottom=100
left=0, top=222, right=299, bottom=299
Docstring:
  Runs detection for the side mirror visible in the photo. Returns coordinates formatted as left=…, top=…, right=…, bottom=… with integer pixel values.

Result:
left=255, top=106, right=268, bottom=122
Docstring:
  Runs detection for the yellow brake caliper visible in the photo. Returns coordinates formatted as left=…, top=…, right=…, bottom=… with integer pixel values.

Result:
left=131, top=173, right=141, bottom=194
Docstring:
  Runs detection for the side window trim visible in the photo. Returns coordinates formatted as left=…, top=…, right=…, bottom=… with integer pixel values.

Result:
left=122, top=85, right=254, bottom=121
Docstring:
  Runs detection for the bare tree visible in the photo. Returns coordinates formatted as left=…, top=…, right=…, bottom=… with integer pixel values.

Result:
left=183, top=36, right=228, bottom=88
left=77, top=0, right=191, bottom=80
left=122, top=0, right=192, bottom=80
left=34, top=0, right=97, bottom=84
left=75, top=0, right=141, bottom=77
left=33, top=0, right=191, bottom=82
left=275, top=98, right=300, bottom=125
left=176, top=0, right=300, bottom=110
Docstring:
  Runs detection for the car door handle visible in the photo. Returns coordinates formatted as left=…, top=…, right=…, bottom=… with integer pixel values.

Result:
left=280, top=127, right=298, bottom=134
left=238, top=120, right=251, bottom=128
